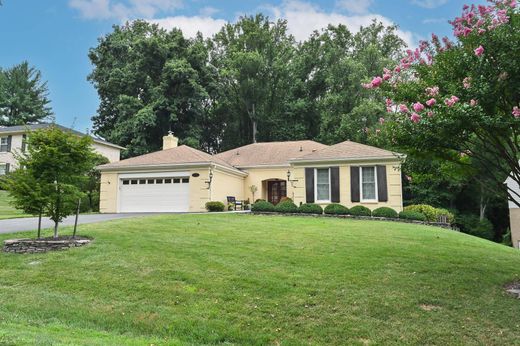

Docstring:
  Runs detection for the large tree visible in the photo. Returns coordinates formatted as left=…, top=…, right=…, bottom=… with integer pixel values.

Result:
left=89, top=20, right=213, bottom=157
left=0, top=61, right=53, bottom=126
left=365, top=1, right=520, bottom=206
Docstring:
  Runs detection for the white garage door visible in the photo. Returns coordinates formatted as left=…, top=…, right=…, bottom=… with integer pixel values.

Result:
left=119, top=176, right=190, bottom=212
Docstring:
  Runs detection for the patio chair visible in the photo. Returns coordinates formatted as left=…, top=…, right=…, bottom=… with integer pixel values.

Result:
left=227, top=196, right=243, bottom=210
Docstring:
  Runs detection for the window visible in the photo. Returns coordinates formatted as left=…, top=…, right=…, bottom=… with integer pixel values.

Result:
left=173, top=178, right=180, bottom=184
left=0, top=164, right=6, bottom=176
left=130, top=180, right=138, bottom=185
left=147, top=179, right=155, bottom=184
left=139, top=179, right=146, bottom=184
left=165, top=178, right=172, bottom=184
left=360, top=166, right=377, bottom=201
left=156, top=179, right=163, bottom=184
left=315, top=168, right=330, bottom=201
left=0, top=137, right=8, bottom=152
left=122, top=180, right=130, bottom=185
left=182, top=178, right=189, bottom=183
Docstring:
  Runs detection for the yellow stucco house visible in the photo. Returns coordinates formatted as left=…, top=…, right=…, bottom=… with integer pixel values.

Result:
left=98, top=133, right=404, bottom=213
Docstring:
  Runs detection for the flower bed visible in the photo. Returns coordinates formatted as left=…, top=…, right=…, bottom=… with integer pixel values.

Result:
left=3, top=236, right=92, bottom=254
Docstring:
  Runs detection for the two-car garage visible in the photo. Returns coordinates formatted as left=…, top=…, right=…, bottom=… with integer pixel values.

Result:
left=118, top=172, right=191, bottom=213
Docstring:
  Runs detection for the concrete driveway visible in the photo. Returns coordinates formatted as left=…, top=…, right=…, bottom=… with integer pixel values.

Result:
left=0, top=213, right=163, bottom=234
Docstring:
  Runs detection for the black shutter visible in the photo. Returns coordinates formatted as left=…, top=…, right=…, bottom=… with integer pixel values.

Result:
left=377, top=165, right=388, bottom=202
left=330, top=167, right=340, bottom=203
left=305, top=168, right=314, bottom=203
left=5, top=163, right=10, bottom=174
left=22, top=134, right=27, bottom=152
left=7, top=135, right=12, bottom=152
left=350, top=166, right=360, bottom=202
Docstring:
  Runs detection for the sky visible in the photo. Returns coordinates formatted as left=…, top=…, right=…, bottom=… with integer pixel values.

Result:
left=0, top=0, right=486, bottom=134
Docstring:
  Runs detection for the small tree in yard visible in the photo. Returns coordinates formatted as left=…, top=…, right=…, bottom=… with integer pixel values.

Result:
left=4, top=126, right=97, bottom=238
left=365, top=1, right=520, bottom=206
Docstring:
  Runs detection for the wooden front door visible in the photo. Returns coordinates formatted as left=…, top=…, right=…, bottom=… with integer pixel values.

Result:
left=268, top=180, right=287, bottom=205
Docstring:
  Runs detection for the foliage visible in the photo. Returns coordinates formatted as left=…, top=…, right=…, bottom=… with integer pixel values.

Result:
left=298, top=203, right=323, bottom=214
left=502, top=228, right=512, bottom=246
left=1, top=214, right=520, bottom=344
left=455, top=214, right=495, bottom=240
left=81, top=154, right=109, bottom=213
left=0, top=61, right=53, bottom=126
left=324, top=203, right=350, bottom=215
left=349, top=205, right=372, bottom=216
left=404, top=204, right=455, bottom=223
left=279, top=196, right=293, bottom=203
left=251, top=200, right=275, bottom=212
left=3, top=126, right=97, bottom=238
left=205, top=201, right=225, bottom=212
left=274, top=200, right=299, bottom=213
left=399, top=210, right=427, bottom=221
left=366, top=1, right=520, bottom=208
left=372, top=207, right=398, bottom=218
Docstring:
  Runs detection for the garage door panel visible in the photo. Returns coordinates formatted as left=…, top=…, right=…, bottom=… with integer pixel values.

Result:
left=119, top=176, right=190, bottom=213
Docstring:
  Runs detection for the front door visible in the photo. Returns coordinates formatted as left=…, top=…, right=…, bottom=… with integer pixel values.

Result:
left=268, top=180, right=287, bottom=205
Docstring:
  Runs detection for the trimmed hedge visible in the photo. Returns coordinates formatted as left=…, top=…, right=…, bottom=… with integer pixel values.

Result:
left=275, top=200, right=299, bottom=213
left=349, top=205, right=372, bottom=217
left=251, top=200, right=275, bottom=212
left=372, top=207, right=398, bottom=219
left=399, top=210, right=427, bottom=221
left=279, top=197, right=293, bottom=203
left=298, top=203, right=323, bottom=214
left=205, top=201, right=225, bottom=212
left=404, top=204, right=455, bottom=223
left=324, top=203, right=349, bottom=215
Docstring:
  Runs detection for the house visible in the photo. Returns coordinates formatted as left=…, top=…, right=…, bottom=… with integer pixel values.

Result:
left=0, top=124, right=124, bottom=175
left=505, top=175, right=520, bottom=249
left=98, top=132, right=404, bottom=213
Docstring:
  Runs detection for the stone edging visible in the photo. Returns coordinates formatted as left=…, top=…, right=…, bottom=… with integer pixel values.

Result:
left=248, top=212, right=453, bottom=229
left=3, top=238, right=92, bottom=254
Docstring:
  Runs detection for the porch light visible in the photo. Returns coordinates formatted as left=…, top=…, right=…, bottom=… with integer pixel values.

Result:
left=287, top=170, right=298, bottom=187
left=206, top=169, right=214, bottom=189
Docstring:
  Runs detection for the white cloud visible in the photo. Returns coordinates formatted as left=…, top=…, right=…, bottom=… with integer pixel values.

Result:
left=150, top=16, right=227, bottom=38
left=336, top=0, right=374, bottom=14
left=411, top=0, right=448, bottom=9
left=199, top=6, right=219, bottom=17
left=69, top=0, right=183, bottom=20
left=422, top=17, right=447, bottom=24
left=267, top=1, right=417, bottom=47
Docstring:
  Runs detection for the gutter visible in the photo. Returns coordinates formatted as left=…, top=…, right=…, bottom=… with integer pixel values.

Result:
left=289, top=154, right=406, bottom=165
left=97, top=161, right=248, bottom=177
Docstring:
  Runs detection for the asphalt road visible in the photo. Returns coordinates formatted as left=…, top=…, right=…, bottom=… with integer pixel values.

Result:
left=0, top=213, right=163, bottom=234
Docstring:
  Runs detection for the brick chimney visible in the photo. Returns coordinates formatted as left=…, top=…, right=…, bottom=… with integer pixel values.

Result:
left=162, top=131, right=179, bottom=150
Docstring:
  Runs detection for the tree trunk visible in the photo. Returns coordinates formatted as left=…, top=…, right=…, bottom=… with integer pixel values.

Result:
left=53, top=221, right=58, bottom=239
left=251, top=103, right=257, bottom=143
left=479, top=183, right=487, bottom=221
left=37, top=211, right=42, bottom=239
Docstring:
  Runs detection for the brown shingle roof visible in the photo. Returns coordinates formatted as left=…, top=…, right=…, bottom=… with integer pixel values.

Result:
left=214, top=140, right=328, bottom=167
left=291, top=140, right=399, bottom=162
left=98, top=145, right=239, bottom=171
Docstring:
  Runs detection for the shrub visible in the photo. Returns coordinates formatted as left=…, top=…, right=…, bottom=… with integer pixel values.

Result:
left=205, top=201, right=225, bottom=212
left=255, top=199, right=265, bottom=203
left=455, top=214, right=494, bottom=240
left=275, top=200, right=299, bottom=213
left=324, top=203, right=349, bottom=215
left=349, top=205, right=371, bottom=217
left=399, top=210, right=427, bottom=221
left=372, top=207, right=398, bottom=218
left=298, top=203, right=323, bottom=214
left=279, top=196, right=293, bottom=203
left=404, top=204, right=455, bottom=223
left=251, top=200, right=275, bottom=212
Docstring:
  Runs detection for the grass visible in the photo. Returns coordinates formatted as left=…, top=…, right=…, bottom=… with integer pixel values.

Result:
left=0, top=214, right=520, bottom=345
left=0, top=190, right=27, bottom=220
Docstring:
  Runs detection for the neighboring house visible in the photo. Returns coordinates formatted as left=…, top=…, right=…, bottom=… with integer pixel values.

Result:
left=505, top=175, right=520, bottom=249
left=98, top=132, right=404, bottom=213
left=0, top=124, right=124, bottom=175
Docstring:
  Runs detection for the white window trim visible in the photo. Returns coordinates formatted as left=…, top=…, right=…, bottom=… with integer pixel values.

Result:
left=314, top=168, right=331, bottom=203
left=0, top=137, right=8, bottom=152
left=0, top=163, right=6, bottom=176
left=359, top=166, right=378, bottom=202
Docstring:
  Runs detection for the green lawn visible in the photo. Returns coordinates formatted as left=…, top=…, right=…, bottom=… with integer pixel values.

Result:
left=1, top=214, right=519, bottom=345
left=0, top=190, right=27, bottom=220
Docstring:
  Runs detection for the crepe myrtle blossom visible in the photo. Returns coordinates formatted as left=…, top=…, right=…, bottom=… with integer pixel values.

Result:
left=470, top=99, right=478, bottom=106
left=426, top=86, right=439, bottom=97
left=426, top=98, right=437, bottom=107
left=463, top=77, right=472, bottom=89
left=399, top=104, right=410, bottom=113
left=379, top=117, right=385, bottom=124
left=413, top=102, right=425, bottom=112
left=362, top=76, right=383, bottom=89
left=427, top=111, right=434, bottom=117
left=405, top=175, right=412, bottom=182
left=410, top=112, right=422, bottom=123
left=474, top=45, right=485, bottom=56
left=386, top=98, right=393, bottom=107
left=513, top=106, right=520, bottom=118
left=444, top=95, right=460, bottom=107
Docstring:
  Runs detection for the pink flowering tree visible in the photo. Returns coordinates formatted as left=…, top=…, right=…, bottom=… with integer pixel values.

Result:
left=366, top=0, right=520, bottom=206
